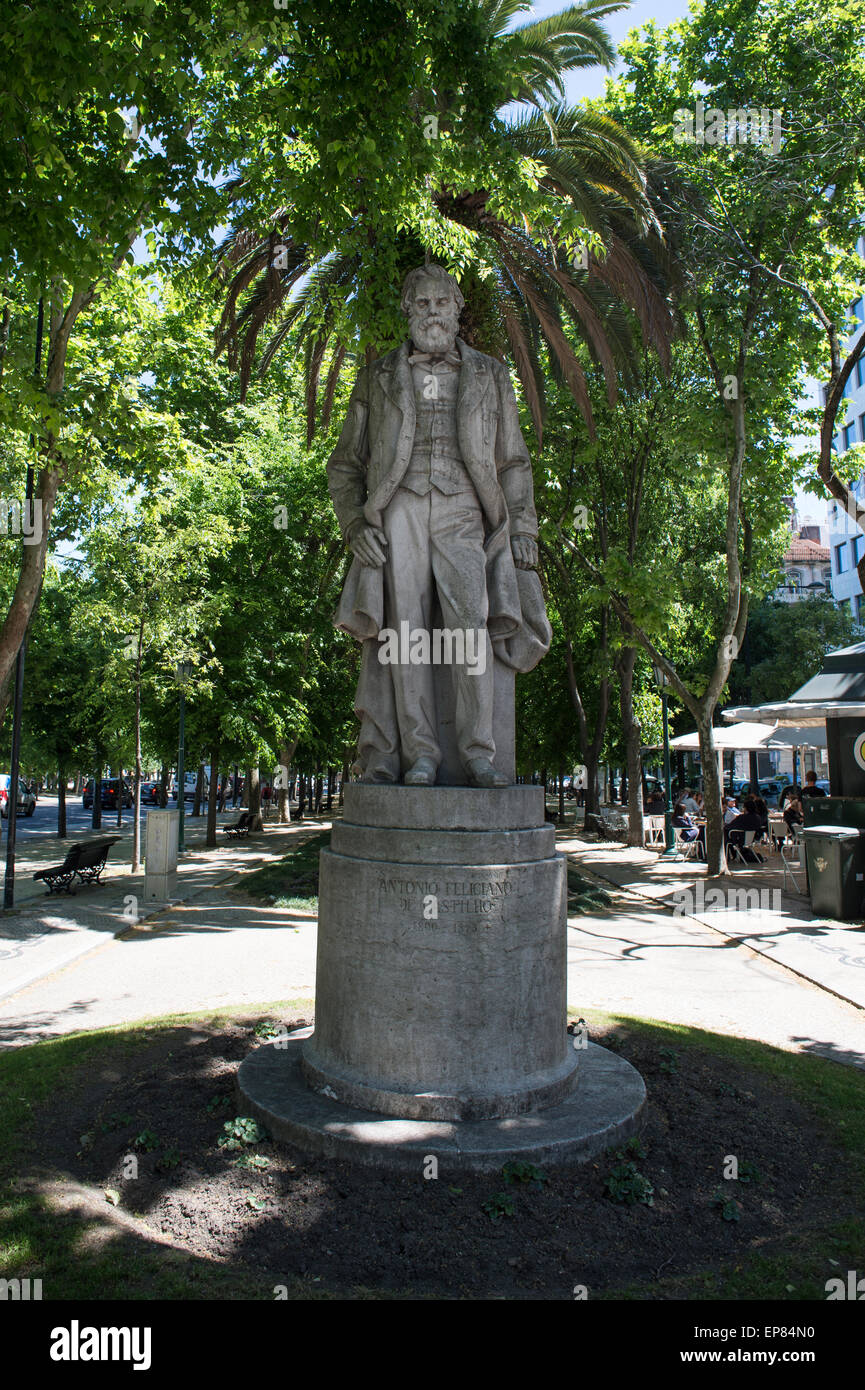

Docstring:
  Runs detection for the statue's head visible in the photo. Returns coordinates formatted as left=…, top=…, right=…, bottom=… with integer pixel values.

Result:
left=401, top=263, right=464, bottom=353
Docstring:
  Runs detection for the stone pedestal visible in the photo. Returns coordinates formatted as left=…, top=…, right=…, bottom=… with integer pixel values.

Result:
left=237, top=785, right=647, bottom=1169
left=303, top=785, right=574, bottom=1120
left=143, top=809, right=178, bottom=903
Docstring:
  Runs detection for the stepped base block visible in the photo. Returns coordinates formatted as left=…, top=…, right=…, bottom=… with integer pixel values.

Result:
left=237, top=1031, right=646, bottom=1173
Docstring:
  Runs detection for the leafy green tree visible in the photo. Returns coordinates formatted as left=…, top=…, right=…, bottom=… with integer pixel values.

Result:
left=216, top=0, right=675, bottom=440
left=731, top=596, right=856, bottom=706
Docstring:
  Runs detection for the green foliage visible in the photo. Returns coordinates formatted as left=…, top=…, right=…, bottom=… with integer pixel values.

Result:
left=604, top=1157, right=655, bottom=1207
left=234, top=1153, right=270, bottom=1172
left=659, top=1047, right=679, bottom=1075
left=737, top=1159, right=763, bottom=1185
left=217, top=1117, right=269, bottom=1151
left=133, top=1129, right=159, bottom=1153
left=712, top=1190, right=742, bottom=1223
left=481, top=1191, right=516, bottom=1223
left=501, top=1160, right=549, bottom=1190
left=205, top=1095, right=232, bottom=1115
left=730, top=597, right=857, bottom=705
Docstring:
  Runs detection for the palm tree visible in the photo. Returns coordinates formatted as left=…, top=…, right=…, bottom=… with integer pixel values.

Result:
left=215, top=1, right=675, bottom=443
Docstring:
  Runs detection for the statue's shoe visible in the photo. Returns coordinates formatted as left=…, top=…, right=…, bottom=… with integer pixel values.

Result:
left=404, top=757, right=438, bottom=786
left=465, top=758, right=510, bottom=789
left=360, top=769, right=397, bottom=784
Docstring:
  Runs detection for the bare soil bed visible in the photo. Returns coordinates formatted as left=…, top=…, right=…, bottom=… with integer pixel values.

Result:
left=23, top=1011, right=861, bottom=1300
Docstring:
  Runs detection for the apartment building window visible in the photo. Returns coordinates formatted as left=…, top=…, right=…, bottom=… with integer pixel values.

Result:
left=835, top=542, right=847, bottom=572
left=857, top=357, right=865, bottom=389
left=853, top=297, right=865, bottom=324
left=854, top=536, right=865, bottom=564
left=844, top=421, right=856, bottom=449
left=860, top=412, right=865, bottom=442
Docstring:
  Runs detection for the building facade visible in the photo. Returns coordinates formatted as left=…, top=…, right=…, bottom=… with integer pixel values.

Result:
left=825, top=232, right=865, bottom=628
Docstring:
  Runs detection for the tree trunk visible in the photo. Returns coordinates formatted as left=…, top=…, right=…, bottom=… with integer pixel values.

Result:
left=326, top=765, right=334, bottom=813
left=558, top=764, right=565, bottom=821
left=584, top=750, right=601, bottom=818
left=618, top=648, right=644, bottom=848
left=696, top=715, right=726, bottom=876
left=57, top=764, right=66, bottom=838
left=159, top=763, right=169, bottom=808
left=0, top=464, right=62, bottom=726
left=193, top=762, right=204, bottom=818
left=298, top=773, right=306, bottom=818
left=340, top=758, right=349, bottom=805
left=277, top=741, right=297, bottom=824
left=92, top=766, right=102, bottom=830
left=247, top=765, right=262, bottom=831
left=131, top=621, right=143, bottom=871
left=206, top=732, right=221, bottom=848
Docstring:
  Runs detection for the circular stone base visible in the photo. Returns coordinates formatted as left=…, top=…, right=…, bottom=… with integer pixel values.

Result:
left=236, top=1030, right=647, bottom=1174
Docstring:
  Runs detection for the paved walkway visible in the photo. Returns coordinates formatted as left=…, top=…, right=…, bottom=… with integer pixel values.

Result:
left=0, top=812, right=328, bottom=1017
left=1, top=811, right=864, bottom=1073
left=561, top=832, right=865, bottom=1011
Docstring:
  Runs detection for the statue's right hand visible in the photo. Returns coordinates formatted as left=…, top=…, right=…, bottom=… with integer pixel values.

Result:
left=349, top=521, right=388, bottom=568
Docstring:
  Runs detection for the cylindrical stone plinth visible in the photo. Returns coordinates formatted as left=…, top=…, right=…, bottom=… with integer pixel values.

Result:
left=301, top=785, right=577, bottom=1121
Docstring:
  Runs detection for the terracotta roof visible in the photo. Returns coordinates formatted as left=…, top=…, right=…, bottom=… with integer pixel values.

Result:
left=785, top=538, right=829, bottom=562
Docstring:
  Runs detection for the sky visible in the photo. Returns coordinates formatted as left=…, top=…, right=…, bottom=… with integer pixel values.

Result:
left=523, top=0, right=695, bottom=101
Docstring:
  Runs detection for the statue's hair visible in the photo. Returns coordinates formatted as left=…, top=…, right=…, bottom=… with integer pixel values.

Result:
left=400, top=263, right=465, bottom=316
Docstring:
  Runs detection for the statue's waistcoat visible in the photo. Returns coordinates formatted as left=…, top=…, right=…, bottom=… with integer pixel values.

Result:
left=401, top=363, right=473, bottom=497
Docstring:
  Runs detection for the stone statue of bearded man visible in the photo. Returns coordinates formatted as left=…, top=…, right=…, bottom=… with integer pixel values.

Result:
left=327, top=264, right=551, bottom=787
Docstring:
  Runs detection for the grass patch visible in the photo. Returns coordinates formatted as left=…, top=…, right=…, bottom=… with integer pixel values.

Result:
left=239, top=831, right=327, bottom=908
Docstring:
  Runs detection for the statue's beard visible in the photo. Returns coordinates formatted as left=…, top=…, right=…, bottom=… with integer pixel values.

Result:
left=409, top=309, right=459, bottom=353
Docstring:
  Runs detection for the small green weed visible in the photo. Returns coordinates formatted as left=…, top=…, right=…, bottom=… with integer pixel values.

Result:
left=481, top=1191, right=516, bottom=1223
left=502, top=1160, right=548, bottom=1190
left=217, top=1117, right=269, bottom=1151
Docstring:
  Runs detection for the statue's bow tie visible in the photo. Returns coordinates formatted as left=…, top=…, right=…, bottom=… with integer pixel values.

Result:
left=408, top=349, right=461, bottom=368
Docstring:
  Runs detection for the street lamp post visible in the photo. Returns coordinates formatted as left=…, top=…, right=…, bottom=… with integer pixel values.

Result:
left=652, top=662, right=677, bottom=857
left=175, top=661, right=192, bottom=853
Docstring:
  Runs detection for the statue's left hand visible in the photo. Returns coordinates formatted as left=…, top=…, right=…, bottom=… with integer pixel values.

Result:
left=511, top=535, right=538, bottom=570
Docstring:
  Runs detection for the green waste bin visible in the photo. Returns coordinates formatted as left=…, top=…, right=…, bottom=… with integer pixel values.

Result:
left=801, top=824, right=865, bottom=921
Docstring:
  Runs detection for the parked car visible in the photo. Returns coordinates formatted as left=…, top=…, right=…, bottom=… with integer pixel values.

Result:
left=82, top=778, right=133, bottom=810
left=141, top=780, right=162, bottom=805
left=0, top=775, right=37, bottom=818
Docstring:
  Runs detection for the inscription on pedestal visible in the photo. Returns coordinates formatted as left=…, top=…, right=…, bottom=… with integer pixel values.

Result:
left=378, top=874, right=516, bottom=924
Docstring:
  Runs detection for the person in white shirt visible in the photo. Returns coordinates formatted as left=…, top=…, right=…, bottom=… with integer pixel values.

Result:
left=723, top=797, right=739, bottom=825
left=681, top=789, right=700, bottom=814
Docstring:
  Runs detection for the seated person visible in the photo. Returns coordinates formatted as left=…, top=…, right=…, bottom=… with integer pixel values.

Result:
left=723, top=796, right=739, bottom=826
left=801, top=770, right=827, bottom=798
left=645, top=788, right=665, bottom=814
left=672, top=801, right=706, bottom=858
left=680, top=787, right=700, bottom=815
left=726, top=797, right=764, bottom=861
left=779, top=782, right=802, bottom=809
left=783, top=796, right=803, bottom=834
left=753, top=795, right=770, bottom=838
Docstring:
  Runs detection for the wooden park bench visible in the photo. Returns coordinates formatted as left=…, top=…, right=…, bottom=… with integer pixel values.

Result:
left=223, top=810, right=252, bottom=839
left=33, top=836, right=122, bottom=896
